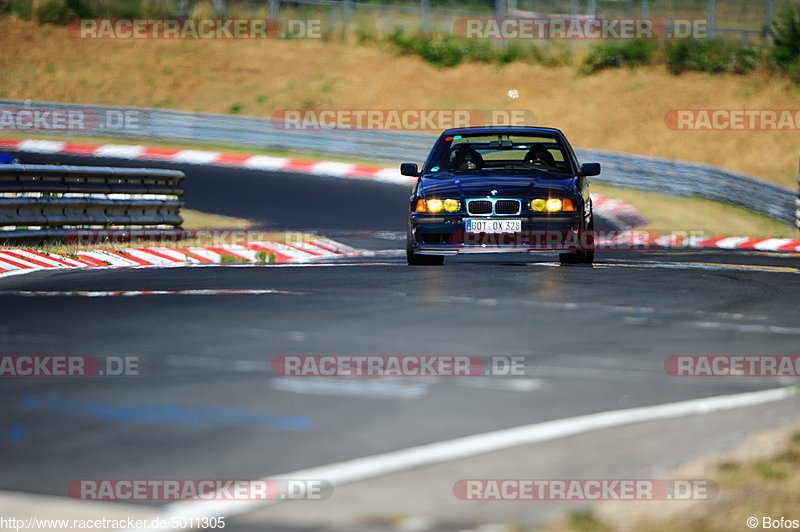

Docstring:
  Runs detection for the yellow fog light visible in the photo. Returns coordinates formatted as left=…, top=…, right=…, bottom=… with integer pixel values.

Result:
left=546, top=198, right=563, bottom=212
left=443, top=199, right=460, bottom=212
left=530, top=199, right=546, bottom=212
left=427, top=199, right=444, bottom=213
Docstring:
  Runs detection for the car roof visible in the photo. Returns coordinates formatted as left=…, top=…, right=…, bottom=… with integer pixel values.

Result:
left=439, top=126, right=564, bottom=137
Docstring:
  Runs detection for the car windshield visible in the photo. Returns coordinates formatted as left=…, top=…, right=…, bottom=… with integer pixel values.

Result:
left=424, top=133, right=572, bottom=175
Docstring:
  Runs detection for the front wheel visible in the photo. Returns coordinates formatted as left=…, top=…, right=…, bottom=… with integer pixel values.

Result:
left=559, top=211, right=595, bottom=265
left=407, top=226, right=444, bottom=266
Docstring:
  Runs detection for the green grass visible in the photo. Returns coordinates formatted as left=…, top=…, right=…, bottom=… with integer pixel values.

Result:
left=384, top=28, right=570, bottom=69
left=581, top=39, right=658, bottom=74
left=219, top=253, right=246, bottom=264
left=592, top=184, right=798, bottom=238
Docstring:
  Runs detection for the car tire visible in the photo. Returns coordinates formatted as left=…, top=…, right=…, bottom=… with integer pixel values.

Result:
left=559, top=209, right=595, bottom=265
left=407, top=226, right=445, bottom=266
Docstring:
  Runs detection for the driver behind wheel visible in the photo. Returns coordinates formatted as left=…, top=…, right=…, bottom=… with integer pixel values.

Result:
left=524, top=145, right=556, bottom=168
left=449, top=146, right=484, bottom=171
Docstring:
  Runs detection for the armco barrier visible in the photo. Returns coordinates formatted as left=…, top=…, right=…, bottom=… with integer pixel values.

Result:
left=0, top=99, right=796, bottom=226
left=0, top=164, right=183, bottom=240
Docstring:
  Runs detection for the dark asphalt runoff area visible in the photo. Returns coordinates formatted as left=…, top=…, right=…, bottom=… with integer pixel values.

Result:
left=1, top=152, right=799, bottom=529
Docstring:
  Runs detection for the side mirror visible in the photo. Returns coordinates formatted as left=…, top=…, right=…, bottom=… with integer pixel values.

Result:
left=579, top=162, right=601, bottom=177
left=400, top=163, right=420, bottom=177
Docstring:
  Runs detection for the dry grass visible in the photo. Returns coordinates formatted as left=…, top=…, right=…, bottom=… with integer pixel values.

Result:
left=180, top=208, right=250, bottom=230
left=535, top=425, right=800, bottom=532
left=1, top=19, right=799, bottom=187
left=592, top=184, right=799, bottom=238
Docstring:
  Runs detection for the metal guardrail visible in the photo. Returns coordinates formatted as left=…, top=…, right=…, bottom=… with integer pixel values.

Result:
left=1, top=99, right=797, bottom=228
left=0, top=164, right=184, bottom=240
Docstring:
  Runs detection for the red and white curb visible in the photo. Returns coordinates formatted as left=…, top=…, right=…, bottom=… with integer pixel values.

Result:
left=597, top=232, right=800, bottom=252
left=1, top=137, right=798, bottom=253
left=3, top=289, right=299, bottom=297
left=0, top=238, right=366, bottom=277
left=0, top=137, right=411, bottom=184
left=591, top=194, right=647, bottom=229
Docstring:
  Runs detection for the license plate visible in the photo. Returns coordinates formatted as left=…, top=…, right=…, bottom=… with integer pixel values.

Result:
left=465, top=219, right=522, bottom=233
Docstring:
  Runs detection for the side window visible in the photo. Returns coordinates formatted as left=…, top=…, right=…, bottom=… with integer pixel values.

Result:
left=561, top=137, right=579, bottom=174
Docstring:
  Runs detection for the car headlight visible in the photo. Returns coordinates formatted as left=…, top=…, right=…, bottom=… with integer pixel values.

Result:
left=530, top=199, right=546, bottom=212
left=443, top=199, right=460, bottom=212
left=531, top=198, right=576, bottom=213
left=546, top=198, right=562, bottom=212
left=414, top=198, right=461, bottom=213
left=427, top=199, right=444, bottom=213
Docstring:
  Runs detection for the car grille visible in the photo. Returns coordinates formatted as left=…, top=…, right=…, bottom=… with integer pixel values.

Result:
left=495, top=200, right=521, bottom=215
left=467, top=200, right=492, bottom=215
left=467, top=199, right=521, bottom=216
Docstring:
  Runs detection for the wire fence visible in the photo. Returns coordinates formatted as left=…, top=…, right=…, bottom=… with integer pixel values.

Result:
left=155, top=0, right=797, bottom=43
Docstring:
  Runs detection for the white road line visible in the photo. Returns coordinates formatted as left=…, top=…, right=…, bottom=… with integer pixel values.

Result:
left=132, top=386, right=797, bottom=531
left=269, top=377, right=428, bottom=399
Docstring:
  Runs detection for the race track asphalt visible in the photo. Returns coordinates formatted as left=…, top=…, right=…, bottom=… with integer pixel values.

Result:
left=1, top=151, right=798, bottom=529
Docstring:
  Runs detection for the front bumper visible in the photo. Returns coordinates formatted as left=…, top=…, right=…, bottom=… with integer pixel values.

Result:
left=409, top=214, right=589, bottom=254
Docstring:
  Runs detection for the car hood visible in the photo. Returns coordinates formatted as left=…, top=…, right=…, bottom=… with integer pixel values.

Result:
left=419, top=172, right=578, bottom=198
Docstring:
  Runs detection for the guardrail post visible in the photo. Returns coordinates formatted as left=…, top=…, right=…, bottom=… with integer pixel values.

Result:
left=420, top=0, right=430, bottom=33
left=765, top=0, right=775, bottom=46
left=495, top=0, right=506, bottom=49
left=343, top=0, right=352, bottom=37
left=706, top=0, right=715, bottom=40
left=796, top=159, right=800, bottom=230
